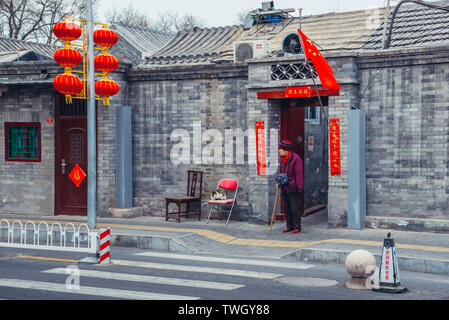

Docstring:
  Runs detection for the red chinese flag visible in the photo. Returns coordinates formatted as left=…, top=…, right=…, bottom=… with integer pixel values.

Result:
left=298, top=29, right=341, bottom=90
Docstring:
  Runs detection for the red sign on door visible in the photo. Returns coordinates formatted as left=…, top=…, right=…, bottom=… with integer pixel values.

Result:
left=329, top=118, right=341, bottom=177
left=255, top=121, right=267, bottom=176
left=285, top=86, right=312, bottom=98
left=69, top=164, right=86, bottom=187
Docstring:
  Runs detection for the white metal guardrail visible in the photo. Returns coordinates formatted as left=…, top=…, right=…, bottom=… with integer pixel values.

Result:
left=0, top=220, right=97, bottom=253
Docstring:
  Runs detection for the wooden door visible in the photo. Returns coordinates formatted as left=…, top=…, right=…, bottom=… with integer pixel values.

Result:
left=54, top=95, right=88, bottom=216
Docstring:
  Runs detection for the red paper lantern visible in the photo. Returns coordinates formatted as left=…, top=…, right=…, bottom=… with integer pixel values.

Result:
left=53, top=73, right=83, bottom=98
left=94, top=53, right=119, bottom=72
left=95, top=79, right=119, bottom=97
left=53, top=20, right=82, bottom=42
left=95, top=79, right=119, bottom=106
left=53, top=48, right=82, bottom=68
left=93, top=27, right=118, bottom=48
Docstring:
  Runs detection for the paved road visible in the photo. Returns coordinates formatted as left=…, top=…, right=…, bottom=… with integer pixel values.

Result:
left=0, top=247, right=448, bottom=303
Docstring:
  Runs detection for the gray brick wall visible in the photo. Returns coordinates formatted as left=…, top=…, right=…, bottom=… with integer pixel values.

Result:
left=1, top=45, right=448, bottom=227
left=327, top=84, right=359, bottom=226
left=126, top=64, right=249, bottom=217
left=245, top=89, right=278, bottom=223
left=96, top=68, right=129, bottom=216
left=324, top=55, right=360, bottom=227
left=0, top=84, right=55, bottom=215
left=0, top=61, right=129, bottom=217
left=357, top=46, right=449, bottom=219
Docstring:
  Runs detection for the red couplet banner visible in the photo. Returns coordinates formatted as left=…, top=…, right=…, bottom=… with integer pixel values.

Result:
left=255, top=121, right=267, bottom=176
left=329, top=118, right=341, bottom=177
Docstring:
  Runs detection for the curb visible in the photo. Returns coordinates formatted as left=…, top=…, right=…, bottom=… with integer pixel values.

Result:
left=109, top=232, right=449, bottom=276
left=365, top=216, right=449, bottom=233
left=281, top=248, right=449, bottom=276
left=110, top=233, right=196, bottom=253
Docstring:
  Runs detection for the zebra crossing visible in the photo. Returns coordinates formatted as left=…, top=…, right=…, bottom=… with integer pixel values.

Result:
left=0, top=251, right=315, bottom=300
left=43, top=268, right=245, bottom=290
left=136, top=251, right=314, bottom=270
left=110, top=259, right=282, bottom=279
left=0, top=278, right=198, bottom=300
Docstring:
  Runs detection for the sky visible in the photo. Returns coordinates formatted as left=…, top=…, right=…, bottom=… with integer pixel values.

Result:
left=97, top=0, right=397, bottom=27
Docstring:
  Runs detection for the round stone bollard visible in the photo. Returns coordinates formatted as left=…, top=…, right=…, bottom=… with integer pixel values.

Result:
left=345, top=249, right=377, bottom=290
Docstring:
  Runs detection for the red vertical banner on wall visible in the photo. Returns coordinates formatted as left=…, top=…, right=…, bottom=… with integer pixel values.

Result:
left=255, top=121, right=267, bottom=176
left=329, top=118, right=341, bottom=177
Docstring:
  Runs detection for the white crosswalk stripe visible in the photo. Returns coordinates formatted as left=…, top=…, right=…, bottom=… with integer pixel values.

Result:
left=111, top=259, right=282, bottom=279
left=43, top=268, right=244, bottom=290
left=136, top=251, right=314, bottom=270
left=0, top=278, right=199, bottom=300
left=0, top=251, right=314, bottom=300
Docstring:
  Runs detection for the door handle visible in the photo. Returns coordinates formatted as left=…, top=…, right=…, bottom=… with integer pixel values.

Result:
left=61, top=159, right=66, bottom=174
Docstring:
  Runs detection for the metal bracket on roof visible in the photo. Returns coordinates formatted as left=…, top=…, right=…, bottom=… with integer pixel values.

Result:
left=250, top=8, right=296, bottom=35
left=385, top=0, right=449, bottom=49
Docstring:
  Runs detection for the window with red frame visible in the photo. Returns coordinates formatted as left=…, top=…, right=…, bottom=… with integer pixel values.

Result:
left=5, top=122, right=41, bottom=162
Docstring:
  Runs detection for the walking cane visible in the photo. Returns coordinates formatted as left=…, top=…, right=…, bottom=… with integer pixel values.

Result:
left=269, top=183, right=280, bottom=234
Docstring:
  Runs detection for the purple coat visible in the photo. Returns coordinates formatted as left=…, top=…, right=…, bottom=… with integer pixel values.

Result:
left=279, top=152, right=304, bottom=193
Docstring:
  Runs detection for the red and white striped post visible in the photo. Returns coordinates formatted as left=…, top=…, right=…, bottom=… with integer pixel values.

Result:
left=99, top=228, right=111, bottom=264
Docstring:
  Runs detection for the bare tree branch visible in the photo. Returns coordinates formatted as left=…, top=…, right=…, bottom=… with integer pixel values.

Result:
left=0, top=0, right=99, bottom=43
left=105, top=4, right=152, bottom=27
left=105, top=4, right=205, bottom=35
left=235, top=8, right=251, bottom=25
left=0, top=1, right=205, bottom=43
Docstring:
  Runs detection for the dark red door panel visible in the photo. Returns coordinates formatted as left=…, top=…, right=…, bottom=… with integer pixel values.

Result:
left=55, top=95, right=88, bottom=216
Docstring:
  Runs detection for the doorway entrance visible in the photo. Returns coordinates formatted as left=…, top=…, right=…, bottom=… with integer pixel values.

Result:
left=279, top=97, right=328, bottom=220
left=54, top=95, right=88, bottom=216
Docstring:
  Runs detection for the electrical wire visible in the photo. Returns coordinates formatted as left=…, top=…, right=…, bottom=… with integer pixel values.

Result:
left=385, top=0, right=449, bottom=49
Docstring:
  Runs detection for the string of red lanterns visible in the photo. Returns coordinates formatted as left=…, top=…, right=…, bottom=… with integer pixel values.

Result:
left=93, top=26, right=120, bottom=106
left=52, top=19, right=120, bottom=106
left=52, top=19, right=83, bottom=104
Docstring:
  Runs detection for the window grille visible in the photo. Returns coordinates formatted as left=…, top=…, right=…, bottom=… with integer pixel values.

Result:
left=5, top=122, right=41, bottom=162
left=271, top=62, right=318, bottom=81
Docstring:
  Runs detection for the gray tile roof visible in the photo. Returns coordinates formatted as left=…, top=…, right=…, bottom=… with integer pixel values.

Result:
left=109, top=22, right=173, bottom=63
left=143, top=7, right=389, bottom=66
left=249, top=8, right=387, bottom=52
left=146, top=25, right=243, bottom=65
left=0, top=37, right=59, bottom=59
left=0, top=23, right=172, bottom=66
left=363, top=2, right=449, bottom=50
left=0, top=50, right=53, bottom=63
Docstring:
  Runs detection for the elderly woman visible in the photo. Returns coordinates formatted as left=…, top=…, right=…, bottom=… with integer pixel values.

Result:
left=278, top=140, right=304, bottom=235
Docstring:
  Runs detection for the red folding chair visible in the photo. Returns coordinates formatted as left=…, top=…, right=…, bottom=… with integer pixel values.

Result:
left=207, top=179, right=238, bottom=225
